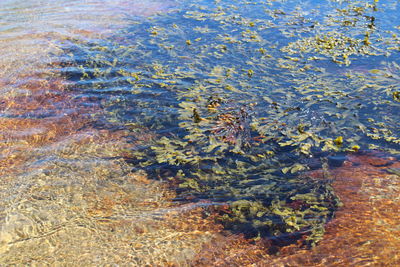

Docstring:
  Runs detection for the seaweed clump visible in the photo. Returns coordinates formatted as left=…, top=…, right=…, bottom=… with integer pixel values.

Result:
left=62, top=0, right=400, bottom=248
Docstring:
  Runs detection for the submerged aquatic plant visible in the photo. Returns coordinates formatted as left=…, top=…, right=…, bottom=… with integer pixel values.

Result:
left=63, top=0, right=400, bottom=247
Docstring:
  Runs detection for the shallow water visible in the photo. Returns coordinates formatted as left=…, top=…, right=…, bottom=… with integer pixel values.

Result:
left=1, top=0, right=399, bottom=265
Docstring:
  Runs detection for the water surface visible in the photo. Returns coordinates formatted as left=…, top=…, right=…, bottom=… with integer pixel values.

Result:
left=1, top=0, right=399, bottom=265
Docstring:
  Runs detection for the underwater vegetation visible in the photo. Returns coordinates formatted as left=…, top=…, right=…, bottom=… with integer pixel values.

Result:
left=61, top=0, right=400, bottom=247
left=1, top=0, right=399, bottom=264
left=190, top=151, right=400, bottom=266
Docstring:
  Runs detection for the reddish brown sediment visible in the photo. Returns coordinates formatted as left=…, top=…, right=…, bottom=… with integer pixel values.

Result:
left=191, top=233, right=272, bottom=266
left=0, top=77, right=95, bottom=176
left=190, top=152, right=400, bottom=266
left=278, top=152, right=400, bottom=266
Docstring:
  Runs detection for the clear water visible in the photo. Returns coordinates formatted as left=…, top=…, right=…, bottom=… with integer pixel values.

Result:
left=1, top=0, right=399, bottom=265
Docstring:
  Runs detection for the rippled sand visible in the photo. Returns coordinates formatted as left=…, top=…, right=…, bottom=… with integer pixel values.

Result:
left=0, top=1, right=220, bottom=265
